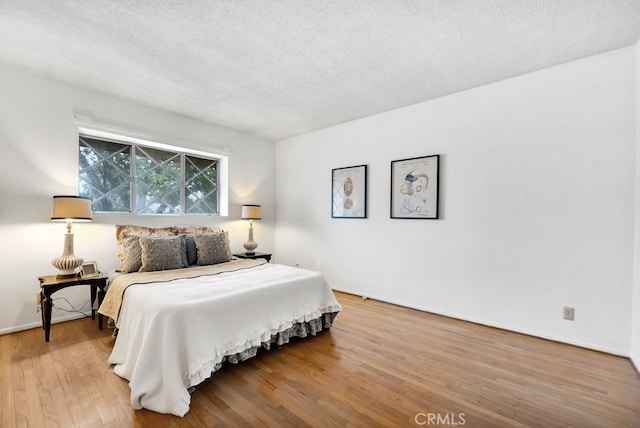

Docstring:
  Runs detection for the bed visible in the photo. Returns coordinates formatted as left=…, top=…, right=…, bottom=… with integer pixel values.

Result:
left=98, top=225, right=342, bottom=417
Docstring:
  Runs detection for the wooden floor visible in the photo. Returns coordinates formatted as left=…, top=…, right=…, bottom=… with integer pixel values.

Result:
left=1, top=292, right=639, bottom=427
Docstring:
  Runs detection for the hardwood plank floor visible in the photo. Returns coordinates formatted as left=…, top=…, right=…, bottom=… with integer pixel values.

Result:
left=1, top=292, right=639, bottom=427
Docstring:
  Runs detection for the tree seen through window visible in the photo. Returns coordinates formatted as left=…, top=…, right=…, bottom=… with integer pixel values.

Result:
left=79, top=135, right=218, bottom=214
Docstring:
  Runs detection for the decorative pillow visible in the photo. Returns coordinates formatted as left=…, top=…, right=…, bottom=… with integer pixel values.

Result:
left=120, top=235, right=143, bottom=273
left=139, top=236, right=185, bottom=272
left=116, top=225, right=176, bottom=265
left=115, top=224, right=177, bottom=242
left=177, top=234, right=190, bottom=267
left=195, top=232, right=233, bottom=266
left=180, top=234, right=198, bottom=266
left=175, top=225, right=222, bottom=235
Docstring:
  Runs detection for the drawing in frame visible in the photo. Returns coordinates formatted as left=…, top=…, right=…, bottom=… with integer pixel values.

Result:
left=390, top=154, right=439, bottom=219
left=332, top=164, right=367, bottom=218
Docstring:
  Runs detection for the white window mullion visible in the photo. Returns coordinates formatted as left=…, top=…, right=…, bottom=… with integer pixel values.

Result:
left=130, top=145, right=136, bottom=213
left=180, top=154, right=186, bottom=214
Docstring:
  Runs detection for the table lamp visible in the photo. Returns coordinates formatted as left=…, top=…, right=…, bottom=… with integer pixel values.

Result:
left=241, top=204, right=262, bottom=254
left=51, top=195, right=93, bottom=276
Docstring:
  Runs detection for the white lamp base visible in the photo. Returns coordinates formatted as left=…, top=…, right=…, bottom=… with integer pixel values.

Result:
left=243, top=223, right=258, bottom=254
left=52, top=233, right=83, bottom=275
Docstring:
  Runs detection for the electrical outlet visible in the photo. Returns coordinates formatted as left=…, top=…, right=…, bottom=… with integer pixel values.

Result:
left=563, top=306, right=575, bottom=321
left=36, top=292, right=41, bottom=305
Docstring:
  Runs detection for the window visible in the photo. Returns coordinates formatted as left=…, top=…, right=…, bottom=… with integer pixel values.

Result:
left=79, top=135, right=219, bottom=215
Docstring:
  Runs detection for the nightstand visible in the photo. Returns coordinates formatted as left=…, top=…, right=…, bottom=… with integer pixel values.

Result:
left=38, top=273, right=109, bottom=342
left=234, top=252, right=272, bottom=263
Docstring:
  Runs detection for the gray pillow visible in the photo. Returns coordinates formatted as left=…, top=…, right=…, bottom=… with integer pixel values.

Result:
left=177, top=234, right=189, bottom=267
left=195, top=232, right=232, bottom=266
left=180, top=234, right=198, bottom=266
left=120, top=235, right=142, bottom=273
left=139, top=236, right=185, bottom=272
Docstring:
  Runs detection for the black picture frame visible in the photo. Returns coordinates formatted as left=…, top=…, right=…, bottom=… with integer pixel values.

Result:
left=331, top=164, right=367, bottom=218
left=390, top=154, right=439, bottom=219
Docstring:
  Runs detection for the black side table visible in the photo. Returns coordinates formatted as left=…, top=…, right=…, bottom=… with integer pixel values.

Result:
left=233, top=252, right=272, bottom=263
left=38, top=273, right=109, bottom=342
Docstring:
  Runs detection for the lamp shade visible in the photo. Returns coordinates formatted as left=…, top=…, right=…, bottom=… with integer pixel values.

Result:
left=241, top=204, right=262, bottom=220
left=51, top=195, right=93, bottom=221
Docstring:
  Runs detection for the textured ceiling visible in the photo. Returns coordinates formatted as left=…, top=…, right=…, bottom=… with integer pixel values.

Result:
left=0, top=1, right=639, bottom=141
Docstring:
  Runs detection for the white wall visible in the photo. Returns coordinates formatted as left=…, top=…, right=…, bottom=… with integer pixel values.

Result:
left=632, top=40, right=640, bottom=368
left=0, top=62, right=275, bottom=335
left=275, top=47, right=636, bottom=355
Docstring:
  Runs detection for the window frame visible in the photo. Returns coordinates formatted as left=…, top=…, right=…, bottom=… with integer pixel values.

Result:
left=78, top=128, right=227, bottom=216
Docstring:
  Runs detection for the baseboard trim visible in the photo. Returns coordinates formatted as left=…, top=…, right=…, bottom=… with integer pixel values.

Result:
left=332, top=287, right=628, bottom=357
left=0, top=313, right=86, bottom=336
left=631, top=356, right=640, bottom=377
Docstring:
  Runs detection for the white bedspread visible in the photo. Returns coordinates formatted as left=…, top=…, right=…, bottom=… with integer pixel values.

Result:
left=108, top=262, right=342, bottom=416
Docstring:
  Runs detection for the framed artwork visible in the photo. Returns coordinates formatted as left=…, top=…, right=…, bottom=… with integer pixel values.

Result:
left=332, top=164, right=367, bottom=218
left=391, top=154, right=439, bottom=219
